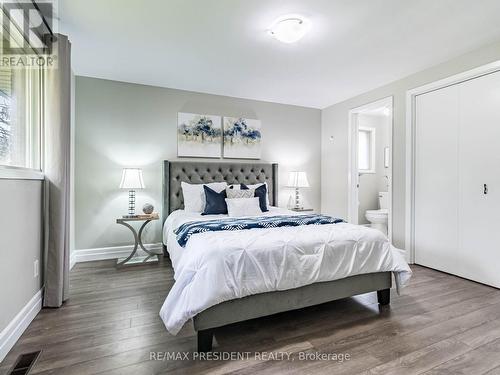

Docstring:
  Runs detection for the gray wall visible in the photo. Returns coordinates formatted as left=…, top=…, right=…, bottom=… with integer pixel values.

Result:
left=357, top=114, right=390, bottom=224
left=75, top=77, right=321, bottom=250
left=0, top=180, right=43, bottom=332
left=321, top=40, right=500, bottom=249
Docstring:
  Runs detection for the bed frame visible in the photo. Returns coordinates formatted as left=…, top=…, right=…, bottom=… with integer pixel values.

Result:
left=162, top=160, right=392, bottom=352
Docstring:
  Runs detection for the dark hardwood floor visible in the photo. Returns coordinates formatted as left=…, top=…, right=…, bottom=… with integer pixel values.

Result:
left=2, top=259, right=500, bottom=374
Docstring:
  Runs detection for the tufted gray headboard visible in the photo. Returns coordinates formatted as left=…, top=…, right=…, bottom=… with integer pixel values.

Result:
left=162, top=160, right=278, bottom=222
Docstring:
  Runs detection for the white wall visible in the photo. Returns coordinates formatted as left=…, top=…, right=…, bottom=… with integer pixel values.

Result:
left=75, top=77, right=322, bottom=250
left=321, top=40, right=500, bottom=248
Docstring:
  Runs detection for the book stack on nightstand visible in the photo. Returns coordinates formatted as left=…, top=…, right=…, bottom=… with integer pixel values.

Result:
left=290, top=208, right=314, bottom=213
left=121, top=213, right=159, bottom=220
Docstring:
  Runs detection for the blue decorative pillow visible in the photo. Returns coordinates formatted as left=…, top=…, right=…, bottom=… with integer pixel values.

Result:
left=241, top=183, right=268, bottom=212
left=202, top=186, right=228, bottom=215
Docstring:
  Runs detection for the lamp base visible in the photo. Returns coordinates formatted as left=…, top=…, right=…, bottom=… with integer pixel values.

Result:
left=294, top=187, right=302, bottom=210
left=128, top=190, right=136, bottom=215
left=288, top=188, right=305, bottom=210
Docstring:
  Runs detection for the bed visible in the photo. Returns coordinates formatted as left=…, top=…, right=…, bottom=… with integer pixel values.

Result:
left=160, top=160, right=411, bottom=351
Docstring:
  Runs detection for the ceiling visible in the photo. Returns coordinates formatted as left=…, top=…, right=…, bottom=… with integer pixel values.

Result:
left=59, top=0, right=500, bottom=108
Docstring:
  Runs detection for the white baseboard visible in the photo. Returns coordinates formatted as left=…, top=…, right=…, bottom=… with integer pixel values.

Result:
left=69, top=252, right=77, bottom=270
left=71, top=243, right=163, bottom=266
left=0, top=289, right=43, bottom=363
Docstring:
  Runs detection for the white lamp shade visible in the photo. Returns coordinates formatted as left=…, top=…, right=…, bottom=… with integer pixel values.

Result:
left=287, top=171, right=310, bottom=188
left=119, top=168, right=145, bottom=189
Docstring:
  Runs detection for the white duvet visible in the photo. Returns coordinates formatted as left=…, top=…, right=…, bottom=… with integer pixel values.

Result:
left=160, top=207, right=412, bottom=335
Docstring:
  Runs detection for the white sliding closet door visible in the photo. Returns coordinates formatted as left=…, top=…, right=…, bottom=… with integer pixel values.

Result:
left=415, top=70, right=500, bottom=288
left=414, top=85, right=460, bottom=273
left=458, top=71, right=500, bottom=287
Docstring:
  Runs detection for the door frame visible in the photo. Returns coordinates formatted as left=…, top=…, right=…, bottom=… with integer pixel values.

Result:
left=348, top=96, right=393, bottom=242
left=405, top=60, right=500, bottom=264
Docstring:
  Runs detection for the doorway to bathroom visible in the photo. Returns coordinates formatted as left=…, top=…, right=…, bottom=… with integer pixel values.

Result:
left=348, top=97, right=393, bottom=242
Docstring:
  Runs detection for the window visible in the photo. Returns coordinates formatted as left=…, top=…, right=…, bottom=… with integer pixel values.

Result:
left=0, top=67, right=42, bottom=170
left=0, top=8, right=43, bottom=174
left=358, top=127, right=375, bottom=173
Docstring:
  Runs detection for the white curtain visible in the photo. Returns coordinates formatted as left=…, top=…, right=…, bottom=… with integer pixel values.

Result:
left=43, top=34, right=71, bottom=307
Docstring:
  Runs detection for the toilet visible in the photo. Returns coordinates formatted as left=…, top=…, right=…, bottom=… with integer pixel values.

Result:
left=365, top=192, right=389, bottom=235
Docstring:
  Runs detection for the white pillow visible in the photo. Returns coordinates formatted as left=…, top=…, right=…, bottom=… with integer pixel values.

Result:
left=225, top=197, right=262, bottom=217
left=226, top=188, right=255, bottom=199
left=181, top=181, right=228, bottom=212
left=243, top=182, right=270, bottom=207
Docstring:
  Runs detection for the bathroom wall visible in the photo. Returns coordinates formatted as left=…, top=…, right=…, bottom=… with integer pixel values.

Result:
left=357, top=114, right=390, bottom=224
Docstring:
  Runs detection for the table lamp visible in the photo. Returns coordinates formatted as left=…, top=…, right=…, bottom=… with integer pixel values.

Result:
left=120, top=168, right=145, bottom=216
left=287, top=171, right=310, bottom=209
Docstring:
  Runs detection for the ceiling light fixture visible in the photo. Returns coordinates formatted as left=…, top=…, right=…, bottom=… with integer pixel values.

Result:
left=268, top=15, right=310, bottom=44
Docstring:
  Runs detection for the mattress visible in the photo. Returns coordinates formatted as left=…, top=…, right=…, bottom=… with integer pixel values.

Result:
left=160, top=208, right=411, bottom=335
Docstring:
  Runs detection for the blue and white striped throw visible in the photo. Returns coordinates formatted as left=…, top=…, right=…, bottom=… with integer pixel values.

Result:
left=174, top=214, right=344, bottom=247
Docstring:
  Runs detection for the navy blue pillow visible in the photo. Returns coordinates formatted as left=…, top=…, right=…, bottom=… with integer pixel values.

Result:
left=202, top=186, right=227, bottom=215
left=241, top=183, right=268, bottom=212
